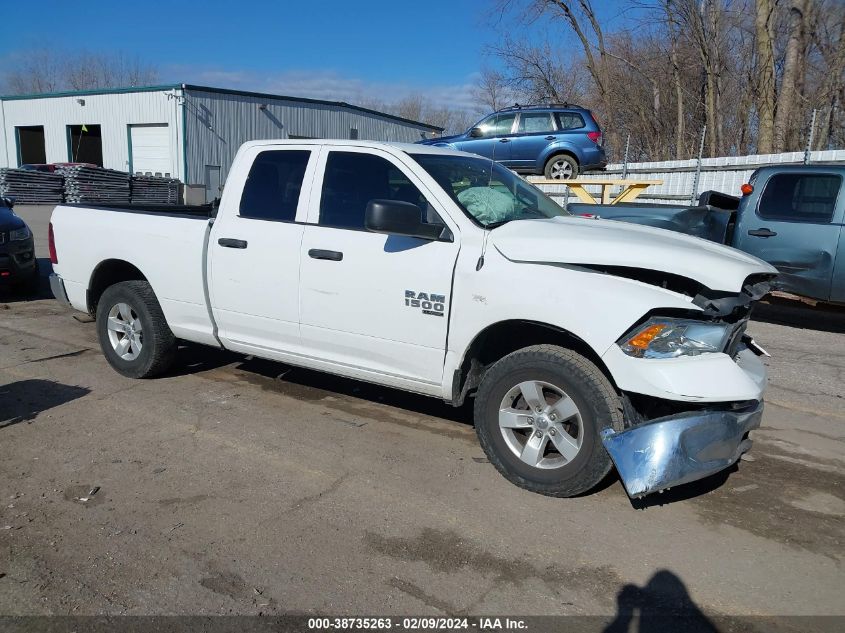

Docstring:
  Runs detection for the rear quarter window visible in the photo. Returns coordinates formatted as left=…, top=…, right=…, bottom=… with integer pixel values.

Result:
left=757, top=173, right=841, bottom=224
left=239, top=150, right=311, bottom=221
left=555, top=113, right=586, bottom=130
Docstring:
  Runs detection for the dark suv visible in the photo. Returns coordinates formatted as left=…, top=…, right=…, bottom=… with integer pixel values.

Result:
left=0, top=197, right=39, bottom=294
left=417, top=104, right=606, bottom=180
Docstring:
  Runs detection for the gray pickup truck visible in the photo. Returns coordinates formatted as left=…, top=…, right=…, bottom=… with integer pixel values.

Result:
left=572, top=165, right=845, bottom=305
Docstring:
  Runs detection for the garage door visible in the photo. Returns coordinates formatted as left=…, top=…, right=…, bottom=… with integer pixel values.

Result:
left=129, top=124, right=173, bottom=177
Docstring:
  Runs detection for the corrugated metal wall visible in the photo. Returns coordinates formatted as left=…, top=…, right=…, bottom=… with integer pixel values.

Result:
left=183, top=88, right=433, bottom=185
left=531, top=149, right=845, bottom=206
left=0, top=89, right=184, bottom=179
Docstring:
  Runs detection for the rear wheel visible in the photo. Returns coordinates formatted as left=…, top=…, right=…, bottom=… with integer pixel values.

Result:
left=544, top=154, right=579, bottom=180
left=95, top=281, right=176, bottom=378
left=474, top=345, right=623, bottom=497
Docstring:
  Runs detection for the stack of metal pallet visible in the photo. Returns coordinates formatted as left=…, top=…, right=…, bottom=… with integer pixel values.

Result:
left=130, top=175, right=181, bottom=204
left=0, top=168, right=65, bottom=204
left=59, top=166, right=130, bottom=204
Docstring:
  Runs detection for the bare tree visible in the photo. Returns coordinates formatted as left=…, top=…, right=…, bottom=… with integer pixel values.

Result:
left=773, top=0, right=809, bottom=151
left=754, top=0, right=777, bottom=153
left=472, top=66, right=515, bottom=111
left=2, top=49, right=159, bottom=95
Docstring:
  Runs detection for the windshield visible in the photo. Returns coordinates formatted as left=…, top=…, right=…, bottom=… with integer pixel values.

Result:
left=410, top=153, right=568, bottom=228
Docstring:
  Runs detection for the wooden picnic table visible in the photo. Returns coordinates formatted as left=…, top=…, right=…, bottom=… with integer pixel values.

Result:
left=532, top=178, right=664, bottom=205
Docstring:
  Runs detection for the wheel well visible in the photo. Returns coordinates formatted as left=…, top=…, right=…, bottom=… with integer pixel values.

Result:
left=544, top=151, right=579, bottom=167
left=451, top=320, right=615, bottom=406
left=87, top=259, right=147, bottom=314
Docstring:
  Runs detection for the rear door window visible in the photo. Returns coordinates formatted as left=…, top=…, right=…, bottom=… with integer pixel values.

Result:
left=517, top=113, right=555, bottom=134
left=555, top=113, right=586, bottom=130
left=239, top=150, right=311, bottom=221
left=319, top=151, right=434, bottom=229
left=758, top=174, right=841, bottom=223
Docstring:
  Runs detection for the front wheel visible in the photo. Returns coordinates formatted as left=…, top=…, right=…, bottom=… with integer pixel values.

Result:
left=95, top=281, right=176, bottom=378
left=543, top=154, right=579, bottom=180
left=474, top=345, right=623, bottom=497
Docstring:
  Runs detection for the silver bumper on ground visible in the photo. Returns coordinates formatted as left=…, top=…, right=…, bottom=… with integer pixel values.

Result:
left=601, top=401, right=763, bottom=498
left=49, top=273, right=71, bottom=309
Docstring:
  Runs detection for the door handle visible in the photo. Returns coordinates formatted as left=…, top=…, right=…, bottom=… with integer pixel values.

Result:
left=218, top=238, right=248, bottom=249
left=545, top=136, right=557, bottom=141
left=308, top=249, right=343, bottom=261
left=499, top=138, right=510, bottom=143
left=748, top=228, right=777, bottom=238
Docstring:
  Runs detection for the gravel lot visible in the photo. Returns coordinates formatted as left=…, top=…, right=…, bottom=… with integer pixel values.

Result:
left=1, top=206, right=843, bottom=629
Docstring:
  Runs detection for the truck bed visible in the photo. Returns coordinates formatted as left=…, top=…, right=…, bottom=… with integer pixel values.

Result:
left=63, top=202, right=215, bottom=219
left=50, top=203, right=218, bottom=346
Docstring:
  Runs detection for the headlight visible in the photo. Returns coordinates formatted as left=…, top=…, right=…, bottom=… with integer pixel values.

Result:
left=619, top=318, right=732, bottom=359
left=10, top=226, right=31, bottom=241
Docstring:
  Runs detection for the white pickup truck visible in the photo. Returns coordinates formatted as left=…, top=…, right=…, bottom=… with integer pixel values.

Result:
left=49, top=140, right=776, bottom=498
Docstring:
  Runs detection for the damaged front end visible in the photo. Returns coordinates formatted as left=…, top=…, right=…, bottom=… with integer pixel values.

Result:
left=602, top=400, right=763, bottom=498
left=600, top=273, right=775, bottom=498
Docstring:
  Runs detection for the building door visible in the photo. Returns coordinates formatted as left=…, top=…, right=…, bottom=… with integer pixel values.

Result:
left=67, top=124, right=103, bottom=165
left=129, top=124, right=172, bottom=176
left=16, top=126, right=46, bottom=165
left=204, top=165, right=221, bottom=203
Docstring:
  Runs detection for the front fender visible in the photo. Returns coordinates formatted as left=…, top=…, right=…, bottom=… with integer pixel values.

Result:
left=443, top=248, right=703, bottom=398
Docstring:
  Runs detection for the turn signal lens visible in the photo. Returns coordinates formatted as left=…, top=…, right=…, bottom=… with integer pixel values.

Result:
left=625, top=323, right=668, bottom=350
left=740, top=183, right=754, bottom=196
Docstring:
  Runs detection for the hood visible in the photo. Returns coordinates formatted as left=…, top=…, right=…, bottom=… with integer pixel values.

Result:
left=0, top=204, right=25, bottom=230
left=490, top=216, right=777, bottom=293
left=416, top=133, right=464, bottom=146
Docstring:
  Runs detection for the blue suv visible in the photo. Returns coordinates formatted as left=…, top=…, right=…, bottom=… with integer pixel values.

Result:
left=417, top=104, right=607, bottom=180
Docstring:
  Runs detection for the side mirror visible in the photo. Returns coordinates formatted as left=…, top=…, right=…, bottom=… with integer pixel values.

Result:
left=468, top=127, right=483, bottom=138
left=1, top=196, right=15, bottom=209
left=365, top=199, right=451, bottom=241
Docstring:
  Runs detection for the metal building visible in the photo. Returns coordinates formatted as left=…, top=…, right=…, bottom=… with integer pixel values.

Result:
left=0, top=84, right=442, bottom=200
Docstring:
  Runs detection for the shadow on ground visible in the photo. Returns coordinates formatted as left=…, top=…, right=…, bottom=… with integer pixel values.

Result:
left=754, top=297, right=845, bottom=333
left=177, top=342, right=475, bottom=425
left=0, top=378, right=90, bottom=429
left=0, top=258, right=53, bottom=304
left=604, top=570, right=718, bottom=633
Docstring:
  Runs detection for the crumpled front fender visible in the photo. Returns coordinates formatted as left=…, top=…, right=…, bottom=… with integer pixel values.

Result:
left=601, top=401, right=763, bottom=498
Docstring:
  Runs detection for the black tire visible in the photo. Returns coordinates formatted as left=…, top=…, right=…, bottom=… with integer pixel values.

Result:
left=95, top=281, right=176, bottom=379
left=474, top=344, right=623, bottom=497
left=543, top=154, right=579, bottom=180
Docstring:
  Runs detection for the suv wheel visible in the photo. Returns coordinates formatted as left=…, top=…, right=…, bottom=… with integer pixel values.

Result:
left=95, top=281, right=176, bottom=378
left=474, top=345, right=623, bottom=497
left=544, top=155, right=579, bottom=180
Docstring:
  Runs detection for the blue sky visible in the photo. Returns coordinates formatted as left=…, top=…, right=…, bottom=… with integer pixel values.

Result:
left=1, top=0, right=635, bottom=109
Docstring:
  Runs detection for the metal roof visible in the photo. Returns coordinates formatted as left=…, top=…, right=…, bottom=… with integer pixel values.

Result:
left=0, top=83, right=444, bottom=131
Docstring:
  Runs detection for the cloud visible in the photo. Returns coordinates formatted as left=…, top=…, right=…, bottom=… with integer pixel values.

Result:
left=163, top=65, right=482, bottom=113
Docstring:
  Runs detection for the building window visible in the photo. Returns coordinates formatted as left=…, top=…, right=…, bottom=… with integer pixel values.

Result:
left=16, top=126, right=46, bottom=166
left=349, top=128, right=359, bottom=140
left=67, top=124, right=103, bottom=166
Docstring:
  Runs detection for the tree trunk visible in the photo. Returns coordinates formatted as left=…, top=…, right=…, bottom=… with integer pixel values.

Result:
left=774, top=0, right=808, bottom=152
left=755, top=0, right=776, bottom=154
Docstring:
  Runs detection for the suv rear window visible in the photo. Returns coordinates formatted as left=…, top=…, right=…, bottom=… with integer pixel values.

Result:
left=758, top=173, right=841, bottom=223
left=555, top=113, right=585, bottom=130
